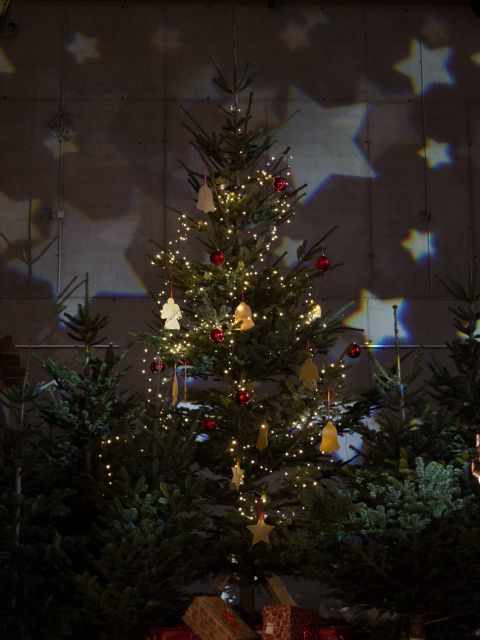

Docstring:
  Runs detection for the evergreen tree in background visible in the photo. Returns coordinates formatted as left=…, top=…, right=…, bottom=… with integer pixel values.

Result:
left=0, top=341, right=78, bottom=639
left=428, top=275, right=480, bottom=451
left=298, top=295, right=480, bottom=640
left=140, top=64, right=361, bottom=614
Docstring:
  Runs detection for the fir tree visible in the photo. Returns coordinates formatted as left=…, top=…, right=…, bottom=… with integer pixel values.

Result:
left=140, top=64, right=357, bottom=613
left=298, top=299, right=480, bottom=640
left=0, top=342, right=78, bottom=639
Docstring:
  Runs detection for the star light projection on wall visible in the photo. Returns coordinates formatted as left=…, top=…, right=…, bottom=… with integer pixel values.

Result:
left=0, top=5, right=474, bottom=352
left=394, top=38, right=454, bottom=94
left=345, top=290, right=408, bottom=344
left=401, top=229, right=436, bottom=262
left=417, top=138, right=451, bottom=169
left=66, top=33, right=100, bottom=64
left=281, top=86, right=375, bottom=202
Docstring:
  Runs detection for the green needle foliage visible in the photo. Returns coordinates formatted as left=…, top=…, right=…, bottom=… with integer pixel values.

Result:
left=300, top=458, right=480, bottom=640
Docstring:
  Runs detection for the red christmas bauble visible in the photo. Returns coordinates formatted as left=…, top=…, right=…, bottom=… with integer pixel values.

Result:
left=347, top=343, right=361, bottom=359
left=210, top=250, right=225, bottom=266
left=202, top=417, right=217, bottom=431
left=235, top=389, right=252, bottom=405
left=316, top=255, right=330, bottom=272
left=150, top=360, right=166, bottom=375
left=273, top=176, right=288, bottom=192
left=209, top=328, right=225, bottom=343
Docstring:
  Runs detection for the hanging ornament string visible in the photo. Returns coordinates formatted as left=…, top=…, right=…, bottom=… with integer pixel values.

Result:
left=183, top=359, right=188, bottom=402
left=231, top=0, right=239, bottom=112
left=327, top=387, right=331, bottom=420
left=170, top=269, right=173, bottom=299
left=255, top=497, right=264, bottom=522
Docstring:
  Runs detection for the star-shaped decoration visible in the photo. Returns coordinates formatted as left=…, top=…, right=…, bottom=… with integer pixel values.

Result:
left=282, top=86, right=375, bottom=201
left=231, top=461, right=244, bottom=490
left=0, top=46, right=15, bottom=73
left=66, top=33, right=100, bottom=64
left=273, top=235, right=302, bottom=267
left=246, top=516, right=275, bottom=546
left=401, top=228, right=436, bottom=262
left=43, top=132, right=78, bottom=158
left=417, top=138, right=451, bottom=169
left=344, top=289, right=407, bottom=344
left=394, top=39, right=454, bottom=95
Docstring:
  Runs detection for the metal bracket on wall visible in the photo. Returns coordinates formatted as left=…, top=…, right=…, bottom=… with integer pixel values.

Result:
left=48, top=109, right=74, bottom=294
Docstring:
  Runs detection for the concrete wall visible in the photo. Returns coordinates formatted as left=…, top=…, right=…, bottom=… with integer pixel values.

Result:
left=1, top=1, right=479, bottom=388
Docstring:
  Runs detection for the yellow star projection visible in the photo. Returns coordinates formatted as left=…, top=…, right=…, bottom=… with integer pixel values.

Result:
left=401, top=229, right=436, bottom=262
left=417, top=138, right=451, bottom=169
left=345, top=290, right=407, bottom=343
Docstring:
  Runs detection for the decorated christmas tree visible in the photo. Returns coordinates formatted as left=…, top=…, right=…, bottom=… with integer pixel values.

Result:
left=140, top=63, right=362, bottom=614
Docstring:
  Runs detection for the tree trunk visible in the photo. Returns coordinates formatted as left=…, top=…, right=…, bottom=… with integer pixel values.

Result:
left=409, top=617, right=426, bottom=640
left=85, top=447, right=92, bottom=472
left=239, top=575, right=255, bottom=618
left=15, top=461, right=21, bottom=543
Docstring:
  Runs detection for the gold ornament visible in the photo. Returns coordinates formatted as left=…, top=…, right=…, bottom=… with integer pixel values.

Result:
left=161, top=297, right=182, bottom=330
left=299, top=356, right=319, bottom=382
left=256, top=422, right=269, bottom=451
left=308, top=303, right=322, bottom=322
left=319, top=420, right=340, bottom=454
left=231, top=460, right=244, bottom=490
left=197, top=183, right=216, bottom=213
left=234, top=301, right=255, bottom=331
left=471, top=433, right=480, bottom=483
left=172, top=368, right=179, bottom=406
left=246, top=515, right=275, bottom=545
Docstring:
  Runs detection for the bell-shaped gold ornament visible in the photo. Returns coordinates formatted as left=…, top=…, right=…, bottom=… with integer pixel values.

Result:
left=234, top=301, right=255, bottom=331
left=299, top=356, right=319, bottom=382
left=319, top=420, right=340, bottom=454
left=197, top=183, right=216, bottom=213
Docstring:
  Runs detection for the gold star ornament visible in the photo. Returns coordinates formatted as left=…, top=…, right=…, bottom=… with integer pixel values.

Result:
left=231, top=461, right=244, bottom=490
left=246, top=516, right=275, bottom=545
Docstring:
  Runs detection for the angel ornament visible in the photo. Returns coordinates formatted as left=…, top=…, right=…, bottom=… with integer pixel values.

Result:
left=161, top=297, right=182, bottom=330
